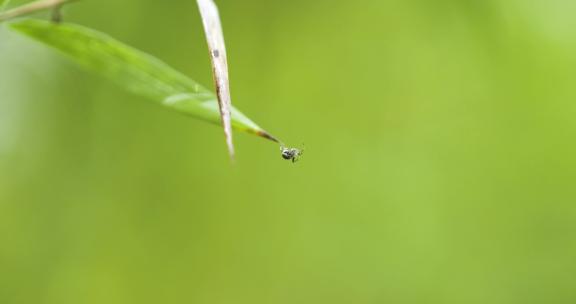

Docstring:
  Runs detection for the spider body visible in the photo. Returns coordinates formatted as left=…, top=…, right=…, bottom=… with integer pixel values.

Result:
left=281, top=147, right=303, bottom=163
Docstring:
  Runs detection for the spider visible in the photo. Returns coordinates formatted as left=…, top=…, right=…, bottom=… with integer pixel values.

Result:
left=280, top=146, right=304, bottom=163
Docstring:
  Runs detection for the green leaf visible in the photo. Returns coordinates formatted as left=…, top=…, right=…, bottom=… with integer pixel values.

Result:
left=9, top=19, right=278, bottom=142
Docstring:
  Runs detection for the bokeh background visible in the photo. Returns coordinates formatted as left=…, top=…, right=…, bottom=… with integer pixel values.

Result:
left=2, top=0, right=576, bottom=303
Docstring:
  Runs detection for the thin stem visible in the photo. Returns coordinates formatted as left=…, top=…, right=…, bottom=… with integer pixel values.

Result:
left=0, top=0, right=78, bottom=23
left=51, top=3, right=62, bottom=23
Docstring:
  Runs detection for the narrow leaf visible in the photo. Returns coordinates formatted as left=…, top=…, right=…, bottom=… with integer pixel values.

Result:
left=9, top=19, right=278, bottom=142
left=197, top=0, right=234, bottom=159
left=0, top=0, right=76, bottom=22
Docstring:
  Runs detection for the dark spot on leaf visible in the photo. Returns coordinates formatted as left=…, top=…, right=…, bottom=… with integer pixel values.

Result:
left=212, top=50, right=220, bottom=58
left=257, top=131, right=280, bottom=143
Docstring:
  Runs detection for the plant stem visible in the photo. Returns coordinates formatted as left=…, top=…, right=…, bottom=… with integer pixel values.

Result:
left=51, top=3, right=62, bottom=23
left=0, top=0, right=78, bottom=23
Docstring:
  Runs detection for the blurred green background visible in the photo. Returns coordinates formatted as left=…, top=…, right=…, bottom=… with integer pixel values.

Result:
left=2, top=0, right=576, bottom=303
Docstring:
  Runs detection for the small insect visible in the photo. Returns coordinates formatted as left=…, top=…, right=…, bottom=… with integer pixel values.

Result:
left=280, top=146, right=304, bottom=163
